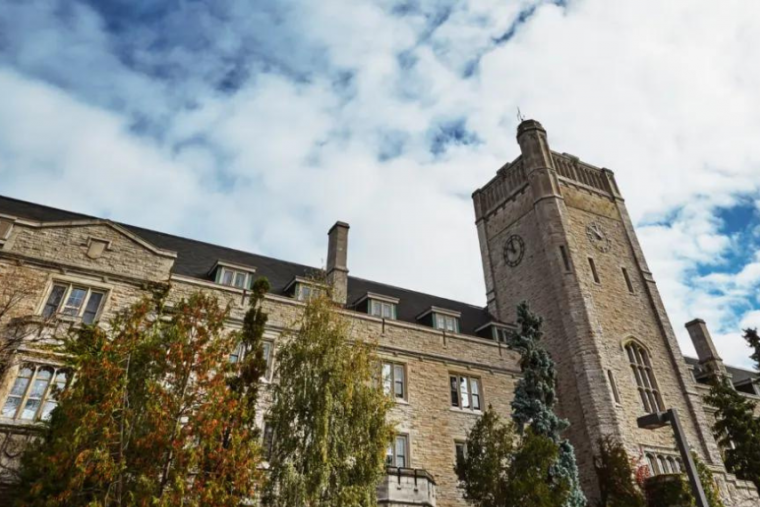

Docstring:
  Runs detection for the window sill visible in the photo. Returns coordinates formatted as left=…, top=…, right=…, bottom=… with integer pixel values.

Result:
left=393, top=398, right=410, bottom=406
left=0, top=417, right=47, bottom=431
left=449, top=407, right=483, bottom=416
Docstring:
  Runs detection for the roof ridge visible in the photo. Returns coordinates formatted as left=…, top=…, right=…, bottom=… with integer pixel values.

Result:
left=0, top=194, right=487, bottom=312
left=348, top=274, right=486, bottom=311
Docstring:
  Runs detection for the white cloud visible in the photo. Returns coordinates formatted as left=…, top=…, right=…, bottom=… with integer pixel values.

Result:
left=2, top=0, right=760, bottom=370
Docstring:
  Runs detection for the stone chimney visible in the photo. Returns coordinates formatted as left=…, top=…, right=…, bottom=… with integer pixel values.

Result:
left=685, top=319, right=727, bottom=377
left=326, top=221, right=349, bottom=305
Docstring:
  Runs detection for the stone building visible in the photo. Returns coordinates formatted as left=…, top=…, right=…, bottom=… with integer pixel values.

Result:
left=0, top=119, right=757, bottom=506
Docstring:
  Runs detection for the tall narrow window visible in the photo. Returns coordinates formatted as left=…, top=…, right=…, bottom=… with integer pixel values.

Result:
left=43, top=285, right=66, bottom=318
left=262, top=423, right=275, bottom=461
left=626, top=343, right=662, bottom=413
left=450, top=375, right=482, bottom=411
left=588, top=258, right=600, bottom=284
left=559, top=245, right=571, bottom=272
left=82, top=292, right=105, bottom=324
left=455, top=441, right=467, bottom=464
left=607, top=370, right=621, bottom=404
left=622, top=268, right=634, bottom=293
left=262, top=341, right=274, bottom=380
left=381, top=362, right=406, bottom=400
left=385, top=435, right=408, bottom=468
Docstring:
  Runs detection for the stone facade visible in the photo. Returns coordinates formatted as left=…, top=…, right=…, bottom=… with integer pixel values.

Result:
left=0, top=120, right=757, bottom=506
left=473, top=120, right=759, bottom=506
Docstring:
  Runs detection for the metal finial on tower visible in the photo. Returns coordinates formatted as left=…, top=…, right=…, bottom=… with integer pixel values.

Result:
left=516, top=107, right=526, bottom=123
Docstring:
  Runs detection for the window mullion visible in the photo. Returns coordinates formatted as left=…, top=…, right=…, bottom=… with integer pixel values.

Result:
left=17, top=366, right=37, bottom=420
left=37, top=367, right=57, bottom=420
left=81, top=288, right=92, bottom=318
left=59, top=285, right=72, bottom=315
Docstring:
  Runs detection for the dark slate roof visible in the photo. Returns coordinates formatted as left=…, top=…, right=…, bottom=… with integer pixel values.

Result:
left=0, top=195, right=493, bottom=335
left=685, top=356, right=759, bottom=388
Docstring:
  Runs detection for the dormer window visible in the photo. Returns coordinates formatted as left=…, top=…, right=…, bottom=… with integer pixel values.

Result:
left=353, top=293, right=399, bottom=320
left=434, top=314, right=459, bottom=333
left=476, top=322, right=512, bottom=343
left=370, top=300, right=396, bottom=319
left=212, top=261, right=256, bottom=290
left=285, top=276, right=327, bottom=302
left=297, top=283, right=323, bottom=301
left=417, top=307, right=461, bottom=333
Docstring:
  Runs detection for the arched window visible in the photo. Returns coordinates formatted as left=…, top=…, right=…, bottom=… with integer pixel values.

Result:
left=625, top=342, right=663, bottom=413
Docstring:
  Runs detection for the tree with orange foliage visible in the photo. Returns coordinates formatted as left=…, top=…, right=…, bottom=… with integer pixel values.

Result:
left=14, top=280, right=271, bottom=507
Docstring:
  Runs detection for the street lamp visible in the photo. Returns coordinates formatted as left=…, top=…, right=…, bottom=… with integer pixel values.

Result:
left=636, top=408, right=708, bottom=507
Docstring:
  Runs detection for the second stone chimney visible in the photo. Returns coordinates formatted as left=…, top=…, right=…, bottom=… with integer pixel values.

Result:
left=326, top=221, right=349, bottom=305
left=686, top=319, right=727, bottom=377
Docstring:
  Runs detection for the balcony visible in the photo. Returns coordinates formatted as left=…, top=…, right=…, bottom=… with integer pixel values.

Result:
left=377, top=467, right=436, bottom=507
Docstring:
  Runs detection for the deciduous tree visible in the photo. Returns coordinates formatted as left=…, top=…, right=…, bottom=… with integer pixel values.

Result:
left=15, top=281, right=271, bottom=506
left=455, top=406, right=568, bottom=507
left=262, top=290, right=394, bottom=507
left=593, top=436, right=645, bottom=507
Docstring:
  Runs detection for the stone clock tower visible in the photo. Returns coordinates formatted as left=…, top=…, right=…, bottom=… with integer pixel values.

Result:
left=472, top=120, right=724, bottom=500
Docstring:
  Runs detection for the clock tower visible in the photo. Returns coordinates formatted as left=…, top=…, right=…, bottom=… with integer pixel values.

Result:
left=472, top=120, right=724, bottom=500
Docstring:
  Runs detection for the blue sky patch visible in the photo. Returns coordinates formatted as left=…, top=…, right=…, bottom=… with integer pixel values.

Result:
left=429, top=118, right=481, bottom=156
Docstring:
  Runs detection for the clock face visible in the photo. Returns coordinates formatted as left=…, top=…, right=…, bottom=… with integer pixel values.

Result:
left=503, top=235, right=525, bottom=267
left=586, top=222, right=611, bottom=253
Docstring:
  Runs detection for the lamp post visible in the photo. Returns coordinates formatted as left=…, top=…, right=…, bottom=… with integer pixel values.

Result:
left=637, top=408, right=708, bottom=507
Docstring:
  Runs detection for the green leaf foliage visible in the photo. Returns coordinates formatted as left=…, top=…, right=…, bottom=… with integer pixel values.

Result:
left=455, top=406, right=568, bottom=507
left=705, top=374, right=760, bottom=492
left=262, top=291, right=394, bottom=507
left=508, top=301, right=586, bottom=507
left=693, top=452, right=725, bottom=507
left=593, top=436, right=645, bottom=507
left=14, top=281, right=271, bottom=506
left=643, top=454, right=724, bottom=507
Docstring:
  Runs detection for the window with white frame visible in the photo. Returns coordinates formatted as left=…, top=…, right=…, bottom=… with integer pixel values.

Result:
left=434, top=313, right=459, bottom=333
left=626, top=342, right=663, bottom=414
left=450, top=375, right=482, bottom=411
left=381, top=362, right=406, bottom=400
left=385, top=434, right=409, bottom=468
left=42, top=283, right=106, bottom=324
left=217, top=267, right=253, bottom=290
left=230, top=340, right=274, bottom=380
left=494, top=327, right=510, bottom=343
left=369, top=299, right=396, bottom=319
left=296, top=283, right=323, bottom=302
left=2, top=364, right=68, bottom=422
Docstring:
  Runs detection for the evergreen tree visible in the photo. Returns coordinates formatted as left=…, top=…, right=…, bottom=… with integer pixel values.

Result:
left=744, top=327, right=760, bottom=372
left=508, top=301, right=586, bottom=507
left=455, top=406, right=568, bottom=507
left=593, top=436, right=645, bottom=507
left=704, top=375, right=760, bottom=492
left=15, top=283, right=271, bottom=506
left=262, top=290, right=394, bottom=507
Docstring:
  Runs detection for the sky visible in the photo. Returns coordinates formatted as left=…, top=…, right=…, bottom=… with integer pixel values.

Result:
left=1, top=0, right=760, bottom=369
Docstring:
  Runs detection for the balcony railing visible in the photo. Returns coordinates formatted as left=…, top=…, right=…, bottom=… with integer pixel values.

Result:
left=377, top=467, right=436, bottom=506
